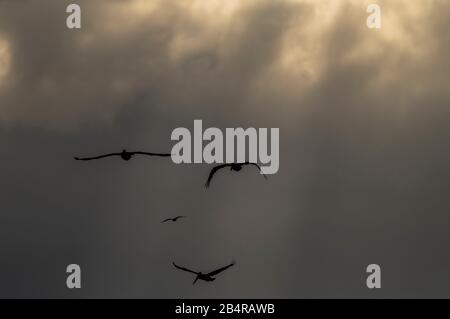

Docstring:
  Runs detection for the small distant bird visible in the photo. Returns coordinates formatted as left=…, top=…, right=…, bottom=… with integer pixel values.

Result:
left=161, top=216, right=186, bottom=223
left=74, top=149, right=171, bottom=161
left=205, top=162, right=267, bottom=188
left=172, top=261, right=235, bottom=284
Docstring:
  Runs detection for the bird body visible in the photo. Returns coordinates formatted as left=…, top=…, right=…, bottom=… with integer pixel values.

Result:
left=173, top=261, right=235, bottom=284
left=193, top=273, right=216, bottom=284
left=120, top=150, right=132, bottom=161
left=74, top=149, right=171, bottom=161
left=230, top=163, right=243, bottom=171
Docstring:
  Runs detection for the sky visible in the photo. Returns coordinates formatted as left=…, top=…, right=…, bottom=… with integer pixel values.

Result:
left=0, top=0, right=450, bottom=298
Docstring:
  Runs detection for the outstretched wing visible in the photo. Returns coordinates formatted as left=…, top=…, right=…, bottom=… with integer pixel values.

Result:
left=132, top=152, right=172, bottom=157
left=161, top=218, right=172, bottom=223
left=174, top=216, right=186, bottom=221
left=244, top=162, right=268, bottom=179
left=74, top=153, right=121, bottom=161
left=207, top=261, right=235, bottom=276
left=205, top=164, right=231, bottom=188
left=173, top=262, right=199, bottom=275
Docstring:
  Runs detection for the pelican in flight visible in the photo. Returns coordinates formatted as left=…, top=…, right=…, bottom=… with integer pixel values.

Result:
left=172, top=261, right=235, bottom=284
left=161, top=216, right=186, bottom=223
left=74, top=149, right=171, bottom=161
left=205, top=162, right=267, bottom=188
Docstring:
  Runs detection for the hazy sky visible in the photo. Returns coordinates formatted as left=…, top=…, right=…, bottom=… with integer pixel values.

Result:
left=0, top=0, right=449, bottom=298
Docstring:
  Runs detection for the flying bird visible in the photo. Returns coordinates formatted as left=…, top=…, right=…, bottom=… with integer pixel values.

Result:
left=74, top=149, right=171, bottom=161
left=205, top=162, right=267, bottom=188
left=161, top=216, right=186, bottom=223
left=172, top=261, right=235, bottom=284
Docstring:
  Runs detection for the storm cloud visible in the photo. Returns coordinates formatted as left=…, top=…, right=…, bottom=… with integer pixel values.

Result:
left=0, top=0, right=449, bottom=298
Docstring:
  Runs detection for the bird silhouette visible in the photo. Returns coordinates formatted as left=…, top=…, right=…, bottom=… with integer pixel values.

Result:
left=205, top=162, right=267, bottom=188
left=74, top=149, right=171, bottom=161
left=173, top=261, right=235, bottom=284
left=161, top=216, right=186, bottom=223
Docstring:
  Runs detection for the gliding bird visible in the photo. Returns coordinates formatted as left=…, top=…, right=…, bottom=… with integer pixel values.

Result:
left=172, top=261, right=236, bottom=284
left=161, top=216, right=186, bottom=223
left=74, top=149, right=171, bottom=161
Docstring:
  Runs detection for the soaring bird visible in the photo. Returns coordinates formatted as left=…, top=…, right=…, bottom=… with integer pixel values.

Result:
left=205, top=162, right=267, bottom=188
left=74, top=149, right=171, bottom=161
left=172, top=261, right=235, bottom=284
left=161, top=216, right=186, bottom=223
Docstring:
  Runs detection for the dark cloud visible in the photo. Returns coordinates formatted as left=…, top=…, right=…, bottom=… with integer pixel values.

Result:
left=0, top=0, right=449, bottom=297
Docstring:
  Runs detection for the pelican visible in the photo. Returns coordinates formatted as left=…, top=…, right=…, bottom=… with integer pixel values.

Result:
left=205, top=162, right=267, bottom=188
left=161, top=216, right=186, bottom=223
left=173, top=261, right=235, bottom=284
left=74, top=149, right=171, bottom=161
